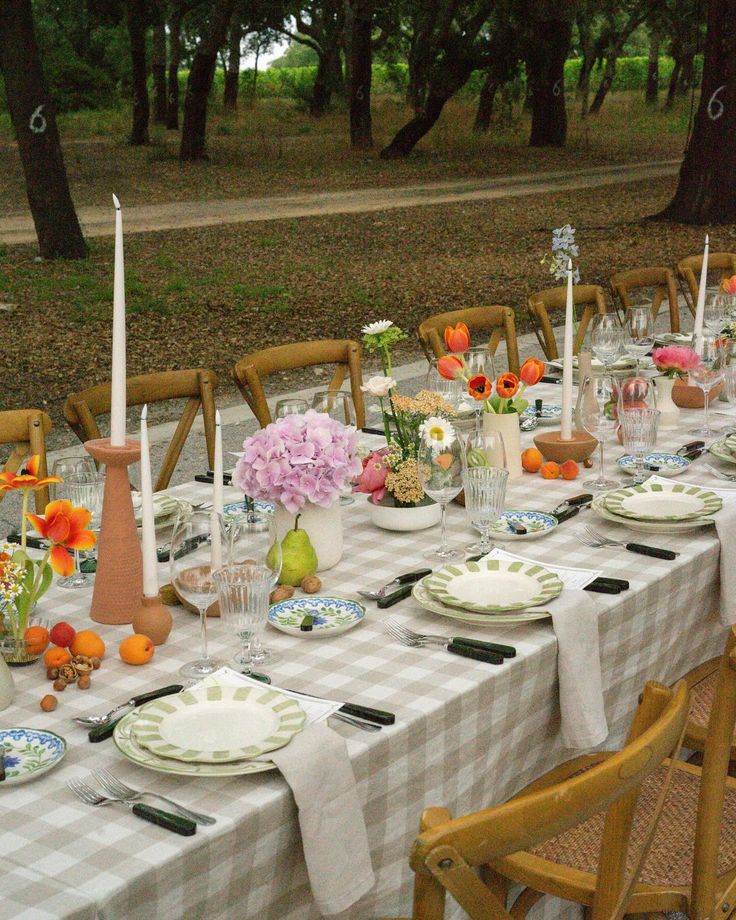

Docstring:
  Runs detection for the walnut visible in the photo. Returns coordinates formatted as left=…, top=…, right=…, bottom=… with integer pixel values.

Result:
left=57, top=664, right=78, bottom=684
left=40, top=694, right=58, bottom=712
left=77, top=674, right=91, bottom=690
left=72, top=658, right=92, bottom=674
left=300, top=576, right=322, bottom=594
left=270, top=585, right=295, bottom=604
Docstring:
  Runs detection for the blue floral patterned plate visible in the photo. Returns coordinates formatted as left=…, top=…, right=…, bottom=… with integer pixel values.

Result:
left=223, top=500, right=275, bottom=523
left=521, top=405, right=562, bottom=426
left=490, top=511, right=558, bottom=540
left=0, top=728, right=66, bottom=785
left=617, top=452, right=690, bottom=477
left=268, top=597, right=365, bottom=638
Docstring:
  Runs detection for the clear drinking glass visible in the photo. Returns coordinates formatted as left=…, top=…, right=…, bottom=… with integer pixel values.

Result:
left=213, top=564, right=272, bottom=674
left=461, top=347, right=495, bottom=433
left=689, top=335, right=726, bottom=436
left=275, top=398, right=309, bottom=418
left=312, top=391, right=358, bottom=505
left=51, top=457, right=96, bottom=502
left=616, top=375, right=656, bottom=414
left=704, top=292, right=729, bottom=336
left=54, top=461, right=101, bottom=589
left=576, top=374, right=621, bottom=491
left=463, top=426, right=506, bottom=470
left=462, top=466, right=508, bottom=554
left=619, top=408, right=660, bottom=484
left=425, top=360, right=464, bottom=412
left=170, top=509, right=226, bottom=679
left=623, top=306, right=655, bottom=372
left=724, top=364, right=736, bottom=404
left=418, top=422, right=464, bottom=561
left=590, top=314, right=625, bottom=369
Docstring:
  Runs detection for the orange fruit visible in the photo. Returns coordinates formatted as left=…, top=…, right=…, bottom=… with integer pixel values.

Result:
left=43, top=647, right=71, bottom=669
left=560, top=459, right=580, bottom=480
left=521, top=447, right=544, bottom=473
left=24, top=625, right=50, bottom=655
left=540, top=461, right=561, bottom=480
left=119, top=634, right=155, bottom=666
left=70, top=630, right=106, bottom=659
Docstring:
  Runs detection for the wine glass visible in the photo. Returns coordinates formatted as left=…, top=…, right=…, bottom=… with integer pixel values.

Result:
left=312, top=391, right=357, bottom=505
left=461, top=347, right=495, bottom=433
left=462, top=426, right=506, bottom=471
left=576, top=374, right=621, bottom=491
left=704, top=291, right=729, bottom=336
left=275, top=398, right=309, bottom=418
left=623, top=306, right=655, bottom=372
left=50, top=457, right=96, bottom=502
left=53, top=460, right=101, bottom=589
left=619, top=408, right=660, bottom=484
left=417, top=419, right=464, bottom=561
left=616, top=375, right=656, bottom=414
left=425, top=359, right=463, bottom=412
left=689, top=335, right=726, bottom=436
left=462, top=466, right=508, bottom=554
left=590, top=314, right=624, bottom=369
left=170, top=509, right=226, bottom=678
left=213, top=563, right=273, bottom=675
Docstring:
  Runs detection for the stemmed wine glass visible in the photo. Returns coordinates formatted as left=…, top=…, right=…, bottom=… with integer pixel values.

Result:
left=623, top=306, right=655, bottom=372
left=275, top=398, right=308, bottom=418
left=616, top=375, right=656, bottom=414
left=53, top=458, right=100, bottom=589
left=214, top=564, right=273, bottom=676
left=576, top=374, right=621, bottom=491
left=425, top=359, right=463, bottom=412
left=703, top=291, right=729, bottom=336
left=312, top=391, right=358, bottom=505
left=418, top=419, right=463, bottom=561
left=461, top=347, right=495, bottom=433
left=590, top=314, right=625, bottom=370
left=462, top=426, right=506, bottom=471
left=461, top=466, right=508, bottom=555
left=170, top=509, right=227, bottom=678
left=689, top=335, right=726, bottom=436
left=619, top=408, right=660, bottom=484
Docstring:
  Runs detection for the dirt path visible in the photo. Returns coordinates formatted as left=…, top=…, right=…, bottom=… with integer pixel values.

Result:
left=2, top=159, right=679, bottom=246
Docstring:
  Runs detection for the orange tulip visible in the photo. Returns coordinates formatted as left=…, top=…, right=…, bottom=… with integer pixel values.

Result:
left=443, top=322, right=470, bottom=353
left=26, top=500, right=97, bottom=577
left=722, top=275, right=736, bottom=295
left=496, top=372, right=519, bottom=399
left=468, top=374, right=492, bottom=400
left=519, top=357, right=545, bottom=387
left=0, top=454, right=61, bottom=494
left=437, top=354, right=464, bottom=380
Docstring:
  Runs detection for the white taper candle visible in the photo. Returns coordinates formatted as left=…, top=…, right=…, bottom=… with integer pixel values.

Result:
left=139, top=405, right=159, bottom=598
left=210, top=410, right=224, bottom=571
left=560, top=259, right=574, bottom=441
left=693, top=233, right=709, bottom=350
left=110, top=194, right=127, bottom=446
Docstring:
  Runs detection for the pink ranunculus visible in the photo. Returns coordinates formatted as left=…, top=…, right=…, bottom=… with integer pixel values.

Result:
left=352, top=450, right=390, bottom=504
left=651, top=345, right=700, bottom=378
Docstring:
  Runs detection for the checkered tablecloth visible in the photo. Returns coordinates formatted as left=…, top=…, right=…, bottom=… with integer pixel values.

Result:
left=2, top=389, right=732, bottom=920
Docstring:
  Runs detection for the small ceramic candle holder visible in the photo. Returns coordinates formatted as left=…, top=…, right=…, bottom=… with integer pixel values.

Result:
left=533, top=430, right=598, bottom=465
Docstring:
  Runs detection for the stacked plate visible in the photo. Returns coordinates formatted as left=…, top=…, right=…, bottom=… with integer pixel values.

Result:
left=412, top=558, right=563, bottom=625
left=133, top=494, right=192, bottom=529
left=113, top=684, right=306, bottom=777
left=591, top=481, right=721, bottom=533
left=709, top=434, right=736, bottom=467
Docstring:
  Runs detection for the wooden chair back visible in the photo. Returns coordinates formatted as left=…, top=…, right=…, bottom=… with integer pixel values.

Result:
left=527, top=285, right=607, bottom=359
left=0, top=409, right=53, bottom=513
left=677, top=252, right=736, bottom=314
left=232, top=339, right=366, bottom=429
left=63, top=369, right=218, bottom=491
left=401, top=679, right=689, bottom=920
left=610, top=267, right=682, bottom=333
left=417, top=306, right=521, bottom=376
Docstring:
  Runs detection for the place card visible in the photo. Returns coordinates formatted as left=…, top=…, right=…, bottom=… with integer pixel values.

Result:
left=483, top=548, right=602, bottom=590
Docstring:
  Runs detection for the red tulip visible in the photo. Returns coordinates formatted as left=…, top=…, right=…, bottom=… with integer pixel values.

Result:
left=26, top=500, right=97, bottom=577
left=468, top=374, right=492, bottom=400
left=437, top=354, right=464, bottom=380
left=443, top=322, right=470, bottom=354
left=519, top=357, right=545, bottom=387
left=496, top=373, right=519, bottom=399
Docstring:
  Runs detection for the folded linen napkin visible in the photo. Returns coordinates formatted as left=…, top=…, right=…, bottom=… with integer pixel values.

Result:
left=485, top=549, right=607, bottom=749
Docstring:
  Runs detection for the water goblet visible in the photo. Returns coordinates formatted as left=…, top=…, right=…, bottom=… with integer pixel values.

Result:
left=462, top=466, right=508, bottom=555
left=623, top=306, right=654, bottom=372
left=590, top=314, right=625, bottom=370
left=170, top=509, right=226, bottom=679
left=616, top=375, right=656, bottom=414
left=275, top=398, right=309, bottom=418
left=417, top=419, right=464, bottom=561
left=425, top=359, right=464, bottom=413
left=619, top=408, right=660, bottom=484
left=704, top=292, right=730, bottom=336
left=689, top=335, right=726, bottom=437
left=576, top=374, right=621, bottom=491
left=56, top=468, right=104, bottom=589
left=312, top=391, right=358, bottom=505
left=213, top=564, right=272, bottom=675
left=462, top=425, right=506, bottom=471
left=50, top=457, right=96, bottom=503
left=461, top=347, right=495, bottom=433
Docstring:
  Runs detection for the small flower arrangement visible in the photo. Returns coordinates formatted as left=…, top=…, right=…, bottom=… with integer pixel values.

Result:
left=541, top=224, right=581, bottom=284
left=722, top=276, right=736, bottom=295
left=233, top=410, right=362, bottom=514
left=651, top=345, right=700, bottom=378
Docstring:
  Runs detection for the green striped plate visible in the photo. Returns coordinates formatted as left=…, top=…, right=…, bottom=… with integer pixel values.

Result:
left=709, top=438, right=736, bottom=466
left=423, top=559, right=563, bottom=614
left=603, top=482, right=722, bottom=522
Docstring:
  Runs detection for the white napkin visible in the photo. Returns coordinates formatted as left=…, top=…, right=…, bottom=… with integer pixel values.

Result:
left=485, top=549, right=608, bottom=749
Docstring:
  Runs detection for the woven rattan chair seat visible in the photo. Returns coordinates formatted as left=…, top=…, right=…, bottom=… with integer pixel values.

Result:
left=689, top=668, right=718, bottom=729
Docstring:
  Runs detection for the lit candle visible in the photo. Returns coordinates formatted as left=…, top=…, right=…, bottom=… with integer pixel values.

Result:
left=693, top=233, right=709, bottom=350
left=110, top=194, right=126, bottom=447
left=210, top=410, right=223, bottom=571
left=139, top=405, right=159, bottom=598
left=560, top=259, right=574, bottom=441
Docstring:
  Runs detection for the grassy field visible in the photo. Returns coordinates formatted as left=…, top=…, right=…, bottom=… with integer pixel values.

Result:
left=0, top=92, right=691, bottom=217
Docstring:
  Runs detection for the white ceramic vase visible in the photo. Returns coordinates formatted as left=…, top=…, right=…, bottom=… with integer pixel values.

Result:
left=483, top=411, right=523, bottom=479
left=654, top=375, right=681, bottom=430
left=274, top=501, right=343, bottom=572
left=0, top=653, right=14, bottom=711
left=368, top=497, right=442, bottom=532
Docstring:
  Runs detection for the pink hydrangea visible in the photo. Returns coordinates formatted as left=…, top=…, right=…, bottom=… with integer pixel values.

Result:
left=352, top=449, right=390, bottom=504
left=232, top=410, right=362, bottom=513
left=652, top=345, right=700, bottom=378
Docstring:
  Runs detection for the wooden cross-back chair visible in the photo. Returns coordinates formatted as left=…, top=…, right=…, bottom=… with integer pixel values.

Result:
left=417, top=306, right=521, bottom=376
left=0, top=409, right=53, bottom=512
left=63, top=369, right=218, bottom=491
left=677, top=252, right=736, bottom=314
left=527, top=285, right=607, bottom=360
left=383, top=679, right=690, bottom=920
left=232, top=339, right=366, bottom=429
left=610, top=266, right=683, bottom=333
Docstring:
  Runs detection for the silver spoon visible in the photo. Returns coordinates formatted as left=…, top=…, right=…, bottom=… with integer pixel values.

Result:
left=73, top=685, right=184, bottom=727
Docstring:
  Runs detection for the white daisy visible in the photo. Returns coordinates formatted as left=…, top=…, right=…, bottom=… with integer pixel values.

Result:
left=420, top=416, right=456, bottom=451
left=361, top=320, right=393, bottom=336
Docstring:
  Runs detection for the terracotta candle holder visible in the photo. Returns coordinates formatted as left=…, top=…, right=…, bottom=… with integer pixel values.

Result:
left=84, top=438, right=143, bottom=625
left=533, top=429, right=598, bottom=465
left=131, top=594, right=173, bottom=645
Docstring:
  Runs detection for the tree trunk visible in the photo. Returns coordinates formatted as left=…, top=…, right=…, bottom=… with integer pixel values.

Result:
left=349, top=0, right=373, bottom=148
left=646, top=29, right=660, bottom=104
left=680, top=51, right=695, bottom=93
left=526, top=17, right=571, bottom=146
left=658, top=0, right=736, bottom=223
left=166, top=4, right=182, bottom=129
left=0, top=0, right=87, bottom=259
left=152, top=12, right=167, bottom=123
left=588, top=51, right=618, bottom=114
left=223, top=15, right=241, bottom=109
left=406, top=10, right=433, bottom=113
left=665, top=58, right=682, bottom=109
left=126, top=0, right=150, bottom=144
left=180, top=0, right=237, bottom=160
left=473, top=71, right=498, bottom=132
left=310, top=53, right=334, bottom=115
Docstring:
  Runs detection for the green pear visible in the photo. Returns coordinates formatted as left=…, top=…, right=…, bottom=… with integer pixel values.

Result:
left=278, top=514, right=318, bottom=586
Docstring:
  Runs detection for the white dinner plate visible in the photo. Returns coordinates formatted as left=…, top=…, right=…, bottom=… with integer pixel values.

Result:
left=603, top=482, right=722, bottom=522
left=423, top=559, right=563, bottom=614
left=412, top=582, right=551, bottom=625
left=710, top=439, right=736, bottom=466
left=591, top=494, right=715, bottom=533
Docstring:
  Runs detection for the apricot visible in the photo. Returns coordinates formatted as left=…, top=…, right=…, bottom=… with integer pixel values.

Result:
left=43, top=647, right=72, bottom=669
left=70, top=630, right=106, bottom=660
left=521, top=447, right=544, bottom=473
left=560, top=459, right=580, bottom=480
left=24, top=625, right=50, bottom=655
left=119, top=634, right=155, bottom=666
left=540, top=461, right=561, bottom=480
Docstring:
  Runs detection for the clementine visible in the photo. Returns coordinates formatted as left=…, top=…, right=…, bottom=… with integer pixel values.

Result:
left=24, top=625, right=50, bottom=655
left=540, top=461, right=561, bottom=480
left=70, top=630, right=106, bottom=659
left=560, top=459, right=580, bottom=480
left=521, top=447, right=543, bottom=473
left=43, top=647, right=72, bottom=669
left=119, top=634, right=155, bottom=665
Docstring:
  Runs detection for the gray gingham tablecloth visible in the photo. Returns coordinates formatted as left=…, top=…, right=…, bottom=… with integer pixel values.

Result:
left=2, top=389, right=732, bottom=920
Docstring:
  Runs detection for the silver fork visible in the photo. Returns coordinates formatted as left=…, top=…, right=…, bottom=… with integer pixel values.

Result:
left=92, top=768, right=216, bottom=825
left=384, top=617, right=453, bottom=649
left=67, top=778, right=196, bottom=835
left=577, top=525, right=679, bottom=559
left=383, top=617, right=505, bottom=663
left=703, top=463, right=736, bottom=482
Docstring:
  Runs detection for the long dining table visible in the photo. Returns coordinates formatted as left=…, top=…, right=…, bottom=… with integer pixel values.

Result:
left=2, top=384, right=732, bottom=920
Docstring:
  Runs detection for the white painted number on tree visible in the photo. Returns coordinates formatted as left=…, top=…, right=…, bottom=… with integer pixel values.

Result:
left=29, top=105, right=47, bottom=134
left=708, top=85, right=726, bottom=121
left=552, top=80, right=562, bottom=97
